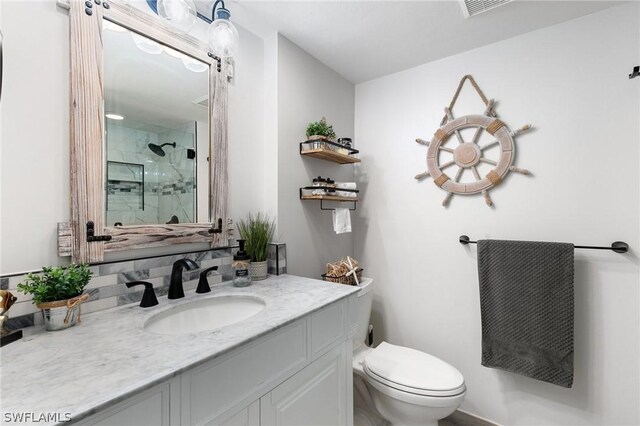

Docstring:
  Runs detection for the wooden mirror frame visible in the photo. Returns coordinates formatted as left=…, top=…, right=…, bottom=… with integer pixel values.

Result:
left=60, top=0, right=228, bottom=263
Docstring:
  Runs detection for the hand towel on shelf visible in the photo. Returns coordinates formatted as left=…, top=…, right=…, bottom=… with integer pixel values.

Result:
left=332, top=208, right=352, bottom=234
left=336, top=182, right=357, bottom=198
left=477, top=239, right=574, bottom=388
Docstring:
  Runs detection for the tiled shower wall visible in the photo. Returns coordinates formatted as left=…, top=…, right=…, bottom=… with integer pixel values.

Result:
left=105, top=120, right=198, bottom=226
left=1, top=243, right=286, bottom=331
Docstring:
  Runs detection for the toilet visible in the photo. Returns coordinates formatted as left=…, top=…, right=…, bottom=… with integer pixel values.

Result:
left=353, top=278, right=466, bottom=426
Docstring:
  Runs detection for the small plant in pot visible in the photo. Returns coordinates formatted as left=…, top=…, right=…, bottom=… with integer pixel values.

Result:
left=17, top=264, right=92, bottom=331
left=306, top=117, right=336, bottom=141
left=237, top=213, right=276, bottom=281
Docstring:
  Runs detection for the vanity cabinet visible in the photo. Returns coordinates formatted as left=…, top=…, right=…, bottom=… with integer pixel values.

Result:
left=77, top=296, right=355, bottom=426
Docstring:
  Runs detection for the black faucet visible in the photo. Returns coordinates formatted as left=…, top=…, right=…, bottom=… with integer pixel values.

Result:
left=196, top=266, right=219, bottom=294
left=126, top=281, right=159, bottom=308
left=168, top=259, right=199, bottom=299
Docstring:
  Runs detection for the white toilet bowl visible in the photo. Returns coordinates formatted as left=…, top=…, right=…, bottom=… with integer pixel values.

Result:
left=353, top=279, right=466, bottom=426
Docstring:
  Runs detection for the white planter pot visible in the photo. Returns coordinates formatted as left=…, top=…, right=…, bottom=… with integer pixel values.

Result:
left=251, top=261, right=268, bottom=281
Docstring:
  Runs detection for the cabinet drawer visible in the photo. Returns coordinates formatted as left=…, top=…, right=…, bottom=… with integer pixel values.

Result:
left=310, top=300, right=345, bottom=359
left=183, top=320, right=307, bottom=425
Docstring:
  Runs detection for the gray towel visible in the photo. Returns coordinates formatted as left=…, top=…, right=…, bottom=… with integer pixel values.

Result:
left=477, top=239, right=575, bottom=388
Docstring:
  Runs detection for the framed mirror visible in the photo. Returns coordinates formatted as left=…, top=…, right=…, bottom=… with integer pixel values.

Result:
left=62, top=0, right=228, bottom=263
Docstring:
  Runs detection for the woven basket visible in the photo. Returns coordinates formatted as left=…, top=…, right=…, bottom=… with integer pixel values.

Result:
left=321, top=268, right=363, bottom=286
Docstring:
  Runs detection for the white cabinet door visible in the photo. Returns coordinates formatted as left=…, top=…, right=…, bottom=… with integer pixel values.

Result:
left=79, top=378, right=179, bottom=426
left=260, top=345, right=347, bottom=426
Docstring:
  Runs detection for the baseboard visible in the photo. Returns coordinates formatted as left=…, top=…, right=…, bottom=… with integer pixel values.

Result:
left=445, top=409, right=501, bottom=426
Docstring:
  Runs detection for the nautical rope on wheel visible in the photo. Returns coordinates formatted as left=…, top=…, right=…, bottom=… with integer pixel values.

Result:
left=414, top=75, right=533, bottom=207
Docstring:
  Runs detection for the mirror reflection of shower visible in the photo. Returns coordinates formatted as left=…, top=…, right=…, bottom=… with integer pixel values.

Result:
left=105, top=117, right=197, bottom=226
left=148, top=142, right=176, bottom=157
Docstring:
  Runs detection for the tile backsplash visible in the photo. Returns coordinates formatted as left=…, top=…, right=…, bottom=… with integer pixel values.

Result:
left=1, top=243, right=287, bottom=332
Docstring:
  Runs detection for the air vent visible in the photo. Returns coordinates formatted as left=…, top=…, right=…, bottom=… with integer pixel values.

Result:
left=460, top=0, right=512, bottom=17
left=192, top=95, right=209, bottom=108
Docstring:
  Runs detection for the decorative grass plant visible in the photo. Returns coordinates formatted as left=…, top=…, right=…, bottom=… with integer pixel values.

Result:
left=306, top=117, right=336, bottom=140
left=237, top=213, right=276, bottom=262
left=17, top=264, right=92, bottom=305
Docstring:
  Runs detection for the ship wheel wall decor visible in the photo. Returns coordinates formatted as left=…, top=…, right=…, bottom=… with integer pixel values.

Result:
left=414, top=75, right=533, bottom=207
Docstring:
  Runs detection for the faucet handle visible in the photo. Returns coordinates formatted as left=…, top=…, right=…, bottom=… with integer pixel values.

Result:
left=126, top=281, right=159, bottom=308
left=196, top=266, right=219, bottom=293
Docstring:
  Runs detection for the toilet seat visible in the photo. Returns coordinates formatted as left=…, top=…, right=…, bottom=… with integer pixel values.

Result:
left=362, top=342, right=466, bottom=398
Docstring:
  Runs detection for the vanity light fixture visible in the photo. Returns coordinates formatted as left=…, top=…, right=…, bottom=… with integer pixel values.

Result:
left=105, top=113, right=125, bottom=120
left=206, top=0, right=239, bottom=59
left=156, top=0, right=197, bottom=35
left=145, top=0, right=236, bottom=70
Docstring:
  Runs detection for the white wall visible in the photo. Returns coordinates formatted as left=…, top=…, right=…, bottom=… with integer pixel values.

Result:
left=0, top=1, right=265, bottom=273
left=275, top=34, right=356, bottom=278
left=227, top=25, right=265, bottom=224
left=0, top=0, right=70, bottom=274
left=354, top=4, right=639, bottom=425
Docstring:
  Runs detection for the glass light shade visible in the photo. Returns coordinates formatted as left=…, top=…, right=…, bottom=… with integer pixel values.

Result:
left=157, top=0, right=197, bottom=34
left=131, top=33, right=163, bottom=55
left=207, top=18, right=239, bottom=58
left=181, top=56, right=208, bottom=73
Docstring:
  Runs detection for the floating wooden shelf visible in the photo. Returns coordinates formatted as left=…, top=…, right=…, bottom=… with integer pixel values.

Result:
left=300, top=139, right=361, bottom=164
left=301, top=148, right=361, bottom=164
left=300, top=194, right=359, bottom=202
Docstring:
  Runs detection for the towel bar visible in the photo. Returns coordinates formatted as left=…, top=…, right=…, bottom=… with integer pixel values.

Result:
left=459, top=235, right=629, bottom=253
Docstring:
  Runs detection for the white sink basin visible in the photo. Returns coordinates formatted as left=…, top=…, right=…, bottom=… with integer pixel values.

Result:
left=144, top=296, right=266, bottom=335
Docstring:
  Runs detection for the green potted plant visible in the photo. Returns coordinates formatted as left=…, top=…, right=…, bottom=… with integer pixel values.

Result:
left=306, top=117, right=336, bottom=142
left=237, top=213, right=276, bottom=281
left=17, top=264, right=93, bottom=331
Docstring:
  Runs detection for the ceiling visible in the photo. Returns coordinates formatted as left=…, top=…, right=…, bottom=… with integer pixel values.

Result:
left=196, top=0, right=624, bottom=83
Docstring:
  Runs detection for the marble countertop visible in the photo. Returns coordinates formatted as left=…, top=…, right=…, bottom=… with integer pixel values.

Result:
left=0, top=274, right=360, bottom=425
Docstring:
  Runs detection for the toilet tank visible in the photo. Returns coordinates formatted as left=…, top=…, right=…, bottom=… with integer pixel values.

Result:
left=353, top=278, right=374, bottom=350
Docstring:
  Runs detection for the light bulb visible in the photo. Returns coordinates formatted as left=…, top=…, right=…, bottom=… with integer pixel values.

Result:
left=207, top=18, right=239, bottom=58
left=131, top=32, right=163, bottom=55
left=157, top=0, right=197, bottom=34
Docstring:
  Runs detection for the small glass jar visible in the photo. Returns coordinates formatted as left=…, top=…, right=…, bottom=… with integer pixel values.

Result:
left=312, top=176, right=326, bottom=196
left=232, top=239, right=252, bottom=287
left=338, top=138, right=352, bottom=148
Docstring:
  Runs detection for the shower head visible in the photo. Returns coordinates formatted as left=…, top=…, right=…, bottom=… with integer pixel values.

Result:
left=148, top=142, right=177, bottom=157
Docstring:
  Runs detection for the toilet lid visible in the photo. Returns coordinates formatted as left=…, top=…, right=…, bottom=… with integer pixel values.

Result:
left=363, top=342, right=465, bottom=397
